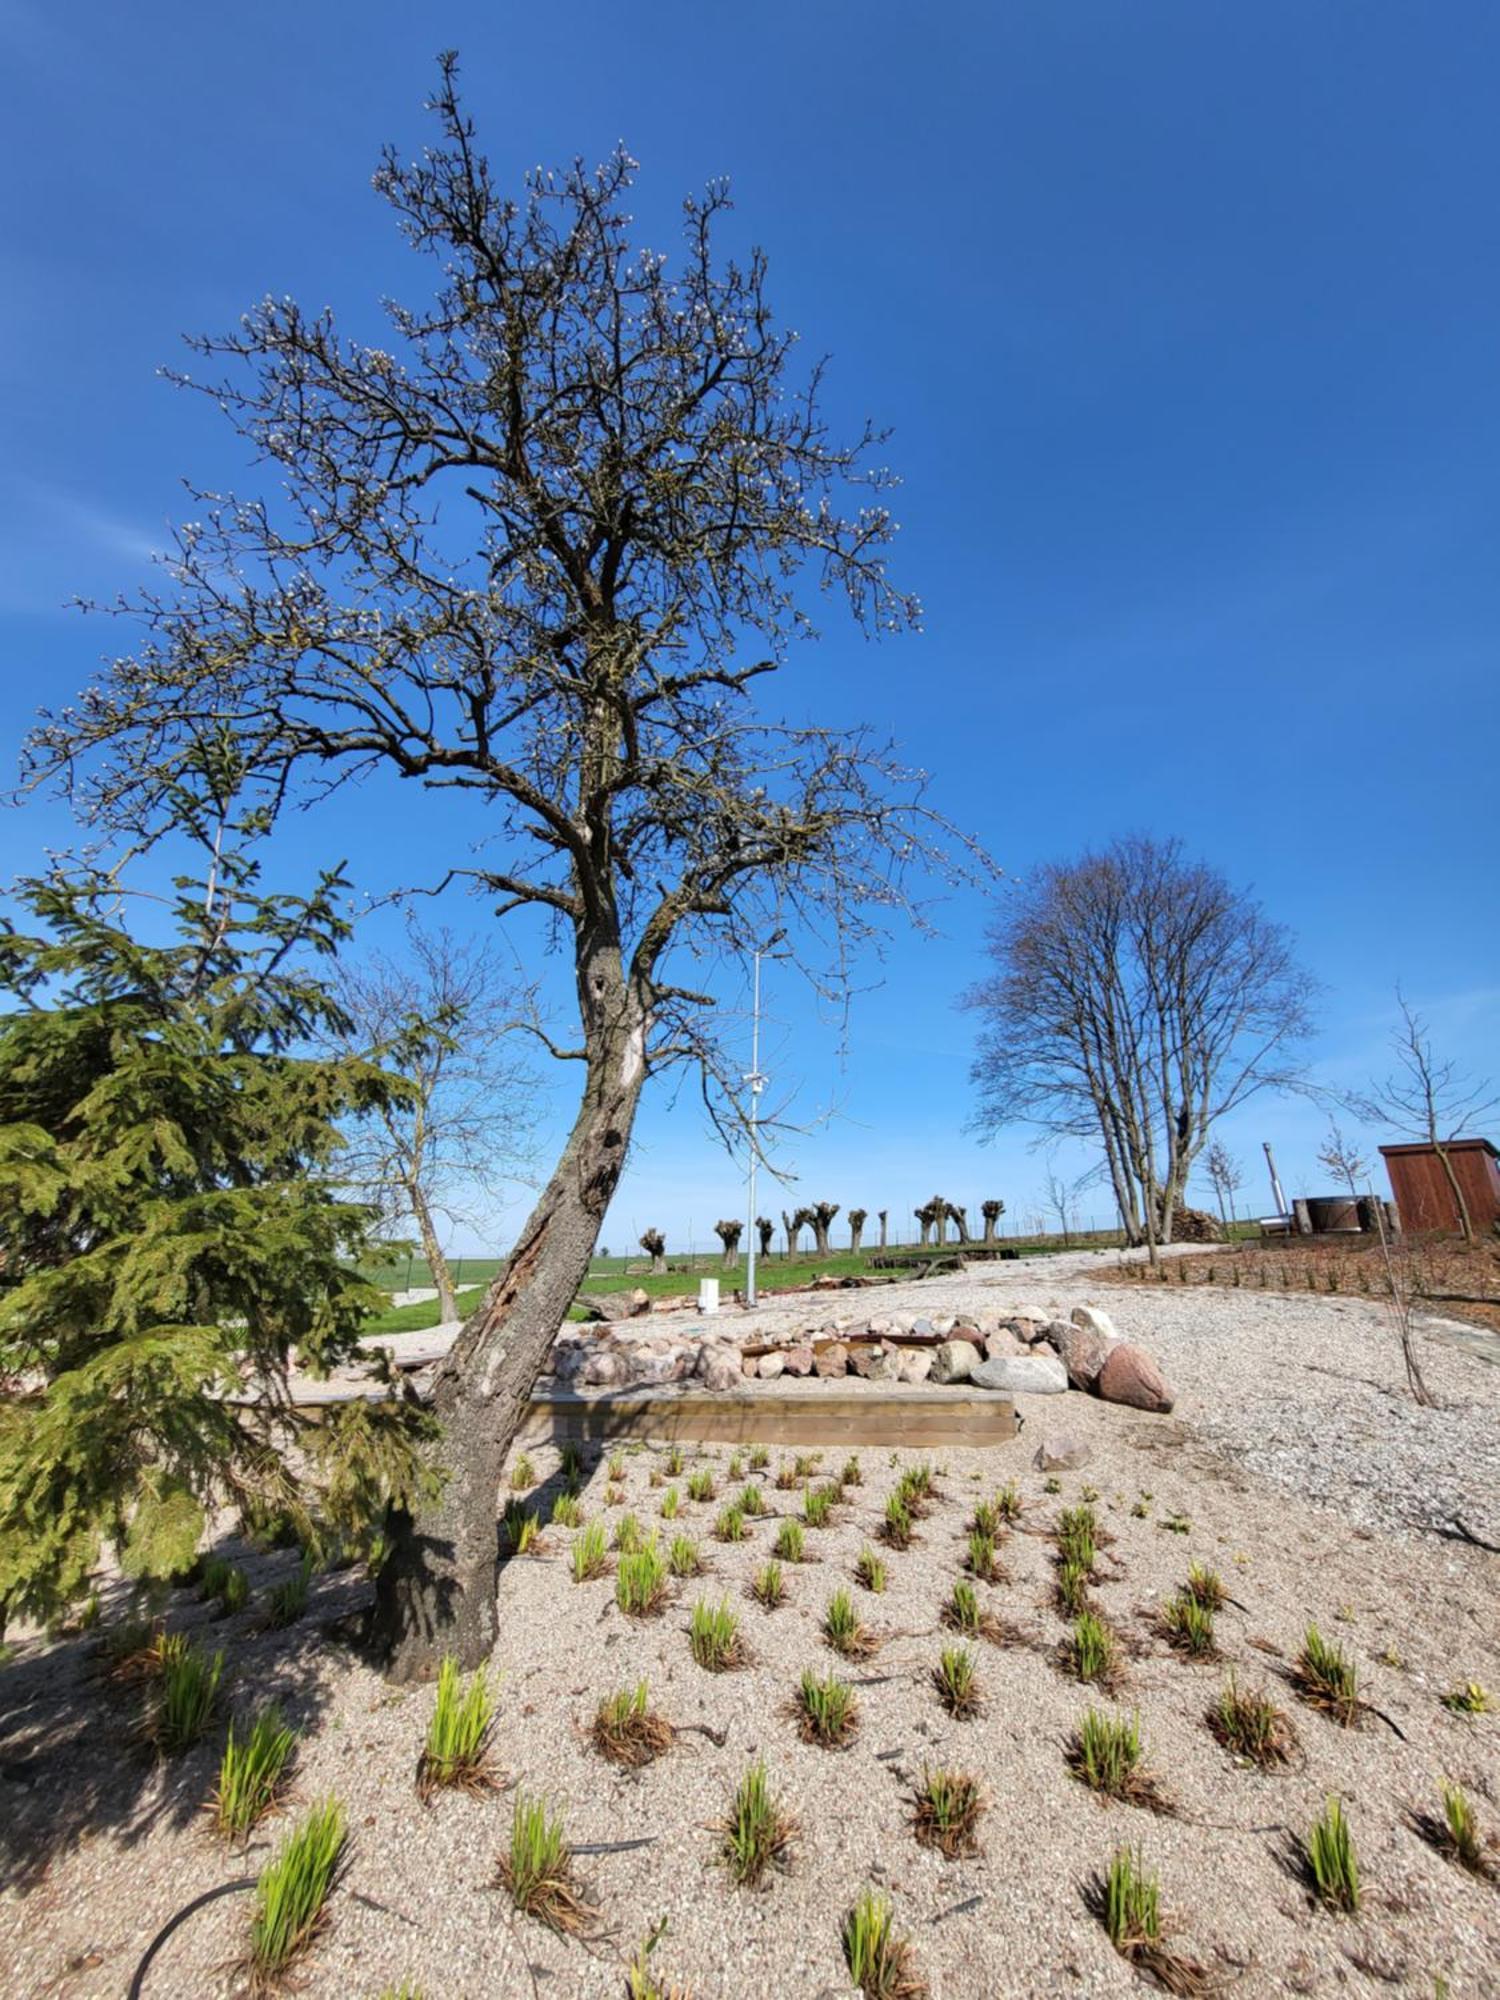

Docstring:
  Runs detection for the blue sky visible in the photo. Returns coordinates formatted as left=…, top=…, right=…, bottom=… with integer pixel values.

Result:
left=1, top=2, right=1496, bottom=1254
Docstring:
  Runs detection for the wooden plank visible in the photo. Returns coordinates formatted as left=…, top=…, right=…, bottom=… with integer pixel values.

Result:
left=519, top=1382, right=1018, bottom=1449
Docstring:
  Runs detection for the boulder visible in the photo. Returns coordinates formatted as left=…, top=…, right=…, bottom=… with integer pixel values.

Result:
left=1032, top=1431, right=1093, bottom=1472
left=896, top=1348, right=933, bottom=1384
left=849, top=1343, right=886, bottom=1379
left=1047, top=1320, right=1119, bottom=1390
left=930, top=1338, right=983, bottom=1385
left=970, top=1351, right=1069, bottom=1396
left=695, top=1345, right=742, bottom=1393
left=626, top=1288, right=652, bottom=1316
left=1010, top=1304, right=1053, bottom=1327
left=782, top=1343, right=816, bottom=1377
left=910, top=1316, right=936, bottom=1338
left=757, top=1350, right=786, bottom=1381
left=1070, top=1304, right=1120, bottom=1342
left=814, top=1342, right=850, bottom=1378
left=627, top=1349, right=687, bottom=1387
left=582, top=1349, right=629, bottom=1388
left=984, top=1327, right=1023, bottom=1360
left=1096, top=1343, right=1175, bottom=1413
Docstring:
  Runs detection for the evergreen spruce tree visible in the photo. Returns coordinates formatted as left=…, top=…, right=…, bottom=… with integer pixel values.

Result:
left=0, top=832, right=437, bottom=1633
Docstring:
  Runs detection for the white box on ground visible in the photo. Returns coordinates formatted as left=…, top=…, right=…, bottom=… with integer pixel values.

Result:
left=698, top=1278, right=721, bottom=1315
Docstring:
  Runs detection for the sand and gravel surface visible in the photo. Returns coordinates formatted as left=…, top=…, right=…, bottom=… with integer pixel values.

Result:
left=3, top=1250, right=1498, bottom=1998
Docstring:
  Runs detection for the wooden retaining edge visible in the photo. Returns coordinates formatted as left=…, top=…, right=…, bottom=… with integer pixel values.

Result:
left=518, top=1381, right=1019, bottom=1448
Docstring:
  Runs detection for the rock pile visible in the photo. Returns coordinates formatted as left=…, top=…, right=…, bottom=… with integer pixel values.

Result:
left=547, top=1299, right=1175, bottom=1413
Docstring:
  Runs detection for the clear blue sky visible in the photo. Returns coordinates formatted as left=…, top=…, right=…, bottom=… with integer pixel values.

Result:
left=2, top=2, right=1496, bottom=1252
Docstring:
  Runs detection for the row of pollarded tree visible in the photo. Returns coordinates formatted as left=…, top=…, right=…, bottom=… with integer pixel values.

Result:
left=636, top=1195, right=1009, bottom=1270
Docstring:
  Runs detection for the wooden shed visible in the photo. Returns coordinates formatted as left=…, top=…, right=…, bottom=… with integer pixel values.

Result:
left=1379, top=1138, right=1500, bottom=1235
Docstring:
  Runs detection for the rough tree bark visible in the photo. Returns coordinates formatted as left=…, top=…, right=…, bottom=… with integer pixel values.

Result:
left=809, top=1201, right=840, bottom=1258
left=980, top=1198, right=1004, bottom=1245
left=714, top=1218, right=743, bottom=1270
left=878, top=1209, right=888, bottom=1249
left=946, top=1201, right=970, bottom=1245
left=756, top=1216, right=775, bottom=1258
left=638, top=1228, right=667, bottom=1276
left=848, top=1207, right=867, bottom=1253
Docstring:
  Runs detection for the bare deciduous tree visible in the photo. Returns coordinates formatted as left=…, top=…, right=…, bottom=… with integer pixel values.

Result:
left=1203, top=1139, right=1245, bottom=1230
left=713, top=1218, right=743, bottom=1270
left=966, top=836, right=1314, bottom=1262
left=847, top=1206, right=867, bottom=1253
left=808, top=1200, right=840, bottom=1257
left=324, top=924, right=538, bottom=1322
left=638, top=1228, right=667, bottom=1277
left=756, top=1216, right=775, bottom=1258
left=1357, top=995, right=1498, bottom=1246
left=1315, top=1122, right=1368, bottom=1204
left=945, top=1200, right=970, bottom=1244
left=877, top=1208, right=888, bottom=1248
left=980, top=1197, right=1005, bottom=1243
left=22, top=68, right=983, bottom=1674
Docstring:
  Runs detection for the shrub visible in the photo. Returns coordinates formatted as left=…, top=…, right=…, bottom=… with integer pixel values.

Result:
left=841, top=1888, right=925, bottom=1999
left=667, top=1533, right=702, bottom=1578
left=879, top=1493, right=914, bottom=1549
left=823, top=1587, right=877, bottom=1660
left=713, top=1504, right=749, bottom=1543
left=773, top=1519, right=805, bottom=1563
left=718, top=1758, right=797, bottom=1887
left=152, top=1642, right=224, bottom=1754
left=418, top=1657, right=496, bottom=1797
left=571, top=1521, right=611, bottom=1583
left=591, top=1682, right=673, bottom=1768
left=615, top=1543, right=669, bottom=1618
left=795, top=1668, right=859, bottom=1747
left=1161, top=1592, right=1217, bottom=1659
left=510, top=1452, right=537, bottom=1490
left=1064, top=1611, right=1120, bottom=1688
left=1207, top=1674, right=1294, bottom=1766
left=686, top=1467, right=715, bottom=1503
left=247, top=1798, right=346, bottom=1987
left=750, top=1561, right=785, bottom=1609
left=688, top=1596, right=743, bottom=1672
left=1293, top=1625, right=1360, bottom=1726
left=1305, top=1797, right=1360, bottom=1912
left=910, top=1767, right=984, bottom=1859
left=854, top=1547, right=886, bottom=1593
left=263, top=1553, right=313, bottom=1630
left=211, top=1707, right=297, bottom=1842
left=934, top=1646, right=980, bottom=1718
left=498, top=1791, right=595, bottom=1935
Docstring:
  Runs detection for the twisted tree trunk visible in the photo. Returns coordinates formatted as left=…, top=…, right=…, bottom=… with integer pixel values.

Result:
left=848, top=1207, right=867, bottom=1253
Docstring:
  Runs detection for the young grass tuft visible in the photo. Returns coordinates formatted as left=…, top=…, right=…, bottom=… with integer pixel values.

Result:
left=1441, top=1679, right=1491, bottom=1716
left=773, top=1519, right=806, bottom=1564
left=1292, top=1624, right=1361, bottom=1726
left=559, top=1442, right=583, bottom=1485
left=247, top=1798, right=346, bottom=1990
left=823, top=1586, right=877, bottom=1659
left=910, top=1767, right=985, bottom=1859
left=686, top=1467, right=715, bottom=1504
left=1055, top=1554, right=1093, bottom=1618
left=726, top=1451, right=744, bottom=1481
left=667, top=1533, right=703, bottom=1578
left=502, top=1503, right=544, bottom=1558
left=995, top=1480, right=1022, bottom=1524
left=1207, top=1673, right=1295, bottom=1767
left=854, top=1547, right=887, bottom=1593
left=841, top=1888, right=926, bottom=1999
left=1057, top=1505, right=1097, bottom=1571
left=738, top=1483, right=766, bottom=1518
left=1093, top=1847, right=1210, bottom=1993
left=606, top=1450, right=626, bottom=1482
left=970, top=1499, right=1001, bottom=1540
left=1067, top=1707, right=1169, bottom=1811
left=839, top=1453, right=863, bottom=1488
left=794, top=1668, right=859, bottom=1747
left=615, top=1542, right=670, bottom=1618
left=793, top=1452, right=821, bottom=1479
left=1304, top=1796, right=1360, bottom=1912
left=210, top=1707, right=298, bottom=1843
left=713, top=1503, right=749, bottom=1543
left=933, top=1645, right=981, bottom=1718
left=688, top=1596, right=744, bottom=1672
left=418, top=1657, right=496, bottom=1798
left=1063, top=1611, right=1121, bottom=1688
left=802, top=1483, right=835, bottom=1529
left=879, top=1492, right=914, bottom=1549
left=151, top=1641, right=223, bottom=1754
left=718, top=1759, right=797, bottom=1887
left=1185, top=1561, right=1226, bottom=1611
left=263, top=1553, right=313, bottom=1630
left=774, top=1461, right=799, bottom=1491
left=750, top=1561, right=785, bottom=1609
left=658, top=1486, right=681, bottom=1520
left=613, top=1511, right=645, bottom=1554
left=965, top=1530, right=1004, bottom=1583
left=666, top=1445, right=686, bottom=1478
left=591, top=1682, right=674, bottom=1768
left=748, top=1445, right=770, bottom=1472
left=571, top=1521, right=611, bottom=1583
left=1160, top=1591, right=1217, bottom=1659
left=605, top=1483, right=625, bottom=1508
left=550, top=1492, right=583, bottom=1528
left=497, top=1791, right=596, bottom=1935
left=1439, top=1782, right=1485, bottom=1873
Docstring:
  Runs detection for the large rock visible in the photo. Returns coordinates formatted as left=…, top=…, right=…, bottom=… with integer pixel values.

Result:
left=984, top=1327, right=1023, bottom=1360
left=896, top=1348, right=934, bottom=1384
left=626, top=1348, right=687, bottom=1387
left=782, top=1343, right=815, bottom=1377
left=695, top=1345, right=742, bottom=1393
left=1047, top=1320, right=1120, bottom=1390
left=930, top=1339, right=983, bottom=1385
left=1032, top=1431, right=1093, bottom=1471
left=814, top=1342, right=849, bottom=1378
left=757, top=1350, right=786, bottom=1381
left=582, top=1349, right=629, bottom=1388
left=625, top=1288, right=652, bottom=1317
left=1096, top=1342, right=1175, bottom=1413
left=971, top=1351, right=1069, bottom=1395
left=1070, top=1304, right=1120, bottom=1342
left=852, top=1346, right=898, bottom=1382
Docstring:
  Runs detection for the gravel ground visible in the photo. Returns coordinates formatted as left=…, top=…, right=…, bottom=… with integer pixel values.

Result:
left=2, top=1252, right=1497, bottom=1999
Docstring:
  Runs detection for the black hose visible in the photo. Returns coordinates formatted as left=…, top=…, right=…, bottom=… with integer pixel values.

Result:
left=128, top=1876, right=256, bottom=2000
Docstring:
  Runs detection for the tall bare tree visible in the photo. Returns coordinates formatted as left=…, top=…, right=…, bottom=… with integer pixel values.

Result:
left=755, top=1215, right=775, bottom=1258
left=713, top=1218, right=743, bottom=1270
left=325, top=923, right=538, bottom=1322
left=1358, top=995, right=1498, bottom=1246
left=24, top=67, right=979, bottom=1673
left=1315, top=1121, right=1368, bottom=1205
left=966, top=836, right=1314, bottom=1260
left=980, top=1197, right=1005, bottom=1243
left=638, top=1229, right=667, bottom=1277
left=1203, top=1138, right=1245, bottom=1229
left=808, top=1200, right=840, bottom=1257
left=847, top=1206, right=867, bottom=1253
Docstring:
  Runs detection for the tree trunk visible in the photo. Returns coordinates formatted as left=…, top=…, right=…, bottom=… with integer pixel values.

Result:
left=371, top=1026, right=643, bottom=1680
left=409, top=1181, right=458, bottom=1324
left=849, top=1218, right=864, bottom=1253
left=1432, top=1139, right=1475, bottom=1245
left=878, top=1211, right=888, bottom=1249
left=812, top=1222, right=831, bottom=1256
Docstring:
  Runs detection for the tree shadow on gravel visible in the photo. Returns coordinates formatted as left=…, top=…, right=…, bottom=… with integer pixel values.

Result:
left=0, top=1540, right=363, bottom=1895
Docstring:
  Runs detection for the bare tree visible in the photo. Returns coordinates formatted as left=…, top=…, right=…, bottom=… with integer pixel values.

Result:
left=808, top=1200, right=840, bottom=1258
left=945, top=1200, right=970, bottom=1245
left=1042, top=1166, right=1085, bottom=1247
left=638, top=1228, right=667, bottom=1277
left=22, top=68, right=983, bottom=1674
left=980, top=1197, right=1005, bottom=1243
left=323, top=923, right=538, bottom=1322
left=1203, top=1139, right=1245, bottom=1230
left=713, top=1218, right=743, bottom=1270
left=877, top=1208, right=888, bottom=1248
left=1358, top=995, right=1498, bottom=1246
left=914, top=1199, right=937, bottom=1247
left=966, top=836, right=1314, bottom=1262
left=785, top=1208, right=813, bottom=1256
left=756, top=1216, right=775, bottom=1258
left=1315, top=1121, right=1369, bottom=1204
left=847, top=1206, right=867, bottom=1253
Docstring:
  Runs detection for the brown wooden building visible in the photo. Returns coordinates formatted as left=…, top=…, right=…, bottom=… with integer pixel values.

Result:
left=1379, top=1138, right=1500, bottom=1235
